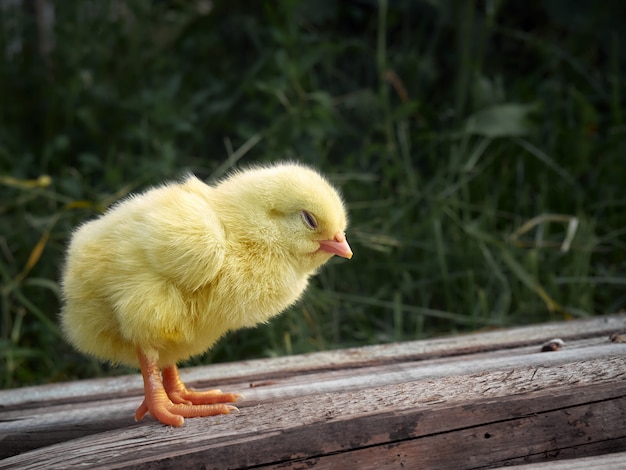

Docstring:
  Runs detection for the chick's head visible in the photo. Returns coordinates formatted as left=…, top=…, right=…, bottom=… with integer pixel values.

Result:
left=214, top=163, right=352, bottom=274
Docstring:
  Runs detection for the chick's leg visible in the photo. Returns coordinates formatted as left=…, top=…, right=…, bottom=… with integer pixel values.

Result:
left=134, top=348, right=238, bottom=427
left=162, top=364, right=242, bottom=405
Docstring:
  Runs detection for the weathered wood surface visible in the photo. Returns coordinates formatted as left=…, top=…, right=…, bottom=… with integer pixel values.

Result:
left=1, top=314, right=625, bottom=469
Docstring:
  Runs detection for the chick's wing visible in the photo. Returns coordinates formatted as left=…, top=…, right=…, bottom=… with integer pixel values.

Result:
left=139, top=176, right=226, bottom=292
left=64, top=177, right=226, bottom=351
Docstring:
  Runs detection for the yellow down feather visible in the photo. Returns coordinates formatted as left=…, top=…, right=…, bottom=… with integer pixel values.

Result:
left=61, top=162, right=350, bottom=368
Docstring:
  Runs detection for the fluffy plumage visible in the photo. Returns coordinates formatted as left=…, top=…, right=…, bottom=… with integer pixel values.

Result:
left=60, top=162, right=352, bottom=426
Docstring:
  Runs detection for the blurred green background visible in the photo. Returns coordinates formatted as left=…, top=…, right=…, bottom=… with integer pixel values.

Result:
left=1, top=0, right=625, bottom=388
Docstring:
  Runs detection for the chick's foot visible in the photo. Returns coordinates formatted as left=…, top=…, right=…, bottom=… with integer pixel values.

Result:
left=135, top=349, right=240, bottom=427
left=162, top=364, right=242, bottom=405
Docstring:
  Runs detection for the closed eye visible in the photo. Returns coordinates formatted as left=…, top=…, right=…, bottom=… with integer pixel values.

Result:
left=300, top=210, right=318, bottom=230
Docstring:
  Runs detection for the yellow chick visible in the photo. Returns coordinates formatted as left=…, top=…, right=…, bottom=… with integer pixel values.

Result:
left=60, top=162, right=352, bottom=427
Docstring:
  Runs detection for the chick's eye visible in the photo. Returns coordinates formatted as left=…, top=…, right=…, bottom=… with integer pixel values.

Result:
left=300, top=210, right=318, bottom=230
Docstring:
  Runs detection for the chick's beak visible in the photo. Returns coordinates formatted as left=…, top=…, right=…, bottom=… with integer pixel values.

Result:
left=319, top=232, right=353, bottom=259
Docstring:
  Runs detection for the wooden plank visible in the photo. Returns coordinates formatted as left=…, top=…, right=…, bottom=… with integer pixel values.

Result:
left=1, top=339, right=622, bottom=457
left=1, top=319, right=625, bottom=469
left=2, top=367, right=625, bottom=469
left=2, top=313, right=624, bottom=410
left=492, top=451, right=626, bottom=469
left=0, top=322, right=626, bottom=468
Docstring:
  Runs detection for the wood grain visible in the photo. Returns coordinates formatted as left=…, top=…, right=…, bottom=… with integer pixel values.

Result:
left=1, top=314, right=625, bottom=469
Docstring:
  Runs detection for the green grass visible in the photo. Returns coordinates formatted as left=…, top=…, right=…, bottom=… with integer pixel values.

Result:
left=1, top=0, right=625, bottom=388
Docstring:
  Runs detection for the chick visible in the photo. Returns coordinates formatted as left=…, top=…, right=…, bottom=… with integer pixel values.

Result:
left=60, top=162, right=352, bottom=426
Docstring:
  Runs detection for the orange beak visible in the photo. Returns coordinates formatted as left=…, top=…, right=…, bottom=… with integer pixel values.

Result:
left=319, top=232, right=353, bottom=259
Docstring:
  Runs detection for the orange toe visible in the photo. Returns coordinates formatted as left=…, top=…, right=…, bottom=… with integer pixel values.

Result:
left=135, top=398, right=238, bottom=427
left=134, top=400, right=149, bottom=421
left=162, top=365, right=243, bottom=405
left=136, top=349, right=241, bottom=427
left=169, top=387, right=243, bottom=405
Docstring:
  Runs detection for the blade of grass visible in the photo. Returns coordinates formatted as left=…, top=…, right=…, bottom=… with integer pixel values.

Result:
left=9, top=287, right=62, bottom=338
left=330, top=291, right=500, bottom=326
left=15, top=214, right=59, bottom=282
left=478, top=241, right=511, bottom=320
left=514, top=138, right=578, bottom=186
left=499, top=249, right=562, bottom=314
left=211, top=133, right=263, bottom=180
